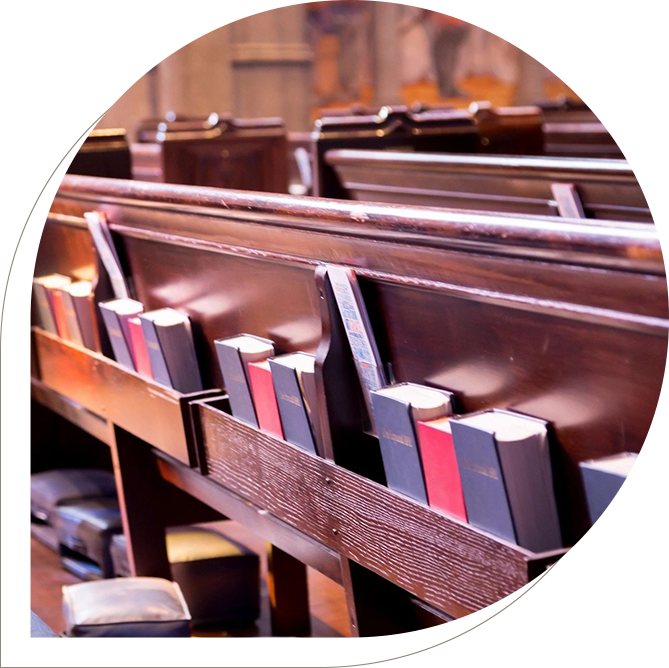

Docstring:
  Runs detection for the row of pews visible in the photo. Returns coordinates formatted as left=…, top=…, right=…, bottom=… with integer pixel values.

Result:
left=37, top=97, right=662, bottom=637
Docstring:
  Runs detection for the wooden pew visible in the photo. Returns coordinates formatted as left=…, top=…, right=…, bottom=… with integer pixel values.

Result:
left=538, top=98, right=669, bottom=160
left=68, top=128, right=132, bottom=179
left=322, top=150, right=652, bottom=223
left=34, top=175, right=667, bottom=634
left=313, top=104, right=545, bottom=197
left=130, top=113, right=289, bottom=193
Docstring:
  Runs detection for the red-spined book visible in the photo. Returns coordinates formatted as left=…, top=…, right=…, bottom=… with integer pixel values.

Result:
left=127, top=316, right=153, bottom=379
left=416, top=416, right=467, bottom=522
left=248, top=360, right=284, bottom=439
left=50, top=287, right=71, bottom=341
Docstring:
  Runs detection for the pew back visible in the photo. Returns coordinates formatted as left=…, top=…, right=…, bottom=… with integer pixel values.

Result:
left=323, top=150, right=652, bottom=223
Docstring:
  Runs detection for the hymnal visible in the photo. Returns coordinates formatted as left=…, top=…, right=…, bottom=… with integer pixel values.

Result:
left=127, top=317, right=153, bottom=379
left=50, top=285, right=72, bottom=340
left=581, top=452, right=669, bottom=547
left=59, top=286, right=84, bottom=346
left=371, top=383, right=454, bottom=504
left=99, top=298, right=144, bottom=370
left=416, top=416, right=467, bottom=521
left=326, top=265, right=386, bottom=429
left=139, top=309, right=174, bottom=387
left=215, top=335, right=275, bottom=427
left=84, top=211, right=130, bottom=299
left=32, top=274, right=71, bottom=335
left=248, top=360, right=284, bottom=439
left=152, top=310, right=202, bottom=393
left=269, top=352, right=319, bottom=455
left=66, top=281, right=100, bottom=351
left=451, top=410, right=562, bottom=552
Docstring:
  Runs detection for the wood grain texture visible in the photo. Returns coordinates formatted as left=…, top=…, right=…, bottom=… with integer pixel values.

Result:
left=199, top=401, right=541, bottom=618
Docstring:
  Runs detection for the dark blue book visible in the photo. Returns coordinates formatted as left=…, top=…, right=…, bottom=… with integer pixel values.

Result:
left=215, top=335, right=275, bottom=427
left=99, top=298, right=143, bottom=370
left=371, top=384, right=454, bottom=504
left=152, top=310, right=203, bottom=394
left=580, top=452, right=669, bottom=547
left=139, top=310, right=173, bottom=387
left=269, top=353, right=318, bottom=455
left=451, top=410, right=562, bottom=552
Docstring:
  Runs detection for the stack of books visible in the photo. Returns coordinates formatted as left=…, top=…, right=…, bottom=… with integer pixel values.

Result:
left=98, top=298, right=203, bottom=394
left=215, top=334, right=320, bottom=456
left=33, top=275, right=100, bottom=351
left=371, top=383, right=564, bottom=553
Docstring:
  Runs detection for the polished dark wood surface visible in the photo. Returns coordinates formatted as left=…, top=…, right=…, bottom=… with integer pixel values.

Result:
left=540, top=99, right=669, bottom=160
left=313, top=104, right=546, bottom=197
left=323, top=150, right=652, bottom=222
left=34, top=174, right=667, bottom=633
left=131, top=114, right=288, bottom=193
left=68, top=128, right=132, bottom=179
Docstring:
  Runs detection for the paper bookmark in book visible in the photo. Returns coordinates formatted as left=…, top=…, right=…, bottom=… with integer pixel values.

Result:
left=84, top=210, right=129, bottom=299
left=325, top=265, right=387, bottom=428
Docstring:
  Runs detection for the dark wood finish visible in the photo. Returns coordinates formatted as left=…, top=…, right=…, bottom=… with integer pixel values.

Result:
left=131, top=114, right=289, bottom=193
left=35, top=174, right=667, bottom=631
left=68, top=128, right=132, bottom=179
left=539, top=99, right=669, bottom=160
left=110, top=425, right=172, bottom=579
left=267, top=544, right=311, bottom=636
left=323, top=150, right=652, bottom=223
left=33, top=328, right=221, bottom=466
left=155, top=446, right=343, bottom=584
left=313, top=104, right=545, bottom=197
left=31, top=377, right=111, bottom=446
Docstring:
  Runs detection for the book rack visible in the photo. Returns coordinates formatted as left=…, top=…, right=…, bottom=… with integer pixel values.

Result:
left=31, top=174, right=667, bottom=636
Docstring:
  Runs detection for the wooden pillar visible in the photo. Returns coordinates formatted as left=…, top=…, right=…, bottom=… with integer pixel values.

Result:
left=371, top=2, right=402, bottom=107
left=266, top=544, right=311, bottom=636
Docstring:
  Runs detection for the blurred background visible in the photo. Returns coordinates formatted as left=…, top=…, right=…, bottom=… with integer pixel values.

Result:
left=99, top=1, right=577, bottom=135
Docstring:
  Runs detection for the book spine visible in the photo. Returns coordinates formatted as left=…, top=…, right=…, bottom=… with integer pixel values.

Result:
left=84, top=211, right=130, bottom=299
left=270, top=361, right=317, bottom=454
left=50, top=289, right=71, bottom=340
left=128, top=318, right=153, bottom=379
left=215, top=342, right=258, bottom=427
left=99, top=306, right=135, bottom=370
left=300, top=370, right=323, bottom=456
left=326, top=266, right=386, bottom=429
left=139, top=317, right=172, bottom=387
left=248, top=363, right=284, bottom=439
left=370, top=391, right=428, bottom=504
left=71, top=294, right=101, bottom=351
left=116, top=313, right=139, bottom=369
left=450, top=422, right=517, bottom=544
left=154, top=321, right=203, bottom=394
left=32, top=283, right=58, bottom=334
left=581, top=467, right=638, bottom=547
left=60, top=291, right=84, bottom=347
left=416, top=421, right=467, bottom=521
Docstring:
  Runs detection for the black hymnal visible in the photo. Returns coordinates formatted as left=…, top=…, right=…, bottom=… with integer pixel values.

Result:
left=215, top=335, right=275, bottom=427
left=99, top=298, right=143, bottom=370
left=269, top=353, right=319, bottom=455
left=371, top=383, right=454, bottom=504
left=451, top=410, right=562, bottom=552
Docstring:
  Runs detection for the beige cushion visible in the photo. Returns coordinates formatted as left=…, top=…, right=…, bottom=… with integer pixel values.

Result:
left=62, top=577, right=191, bottom=637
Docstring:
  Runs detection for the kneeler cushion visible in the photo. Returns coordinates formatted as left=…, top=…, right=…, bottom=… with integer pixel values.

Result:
left=62, top=577, right=191, bottom=637
left=111, top=526, right=260, bottom=625
left=31, top=469, right=117, bottom=524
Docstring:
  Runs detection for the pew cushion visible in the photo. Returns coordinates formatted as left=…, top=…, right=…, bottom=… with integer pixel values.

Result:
left=110, top=526, right=261, bottom=625
left=30, top=469, right=117, bottom=524
left=53, top=497, right=123, bottom=579
left=62, top=577, right=191, bottom=637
